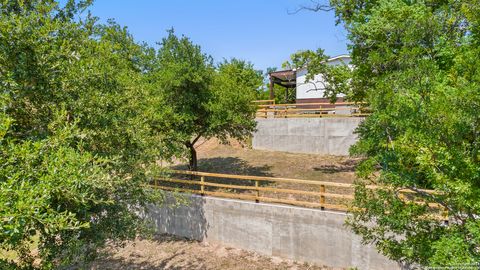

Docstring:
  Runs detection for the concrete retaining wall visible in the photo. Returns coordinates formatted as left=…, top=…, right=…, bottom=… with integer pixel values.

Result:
left=147, top=194, right=400, bottom=270
left=252, top=118, right=363, bottom=155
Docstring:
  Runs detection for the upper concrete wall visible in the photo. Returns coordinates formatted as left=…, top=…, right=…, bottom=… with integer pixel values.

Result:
left=252, top=117, right=363, bottom=156
left=147, top=194, right=401, bottom=270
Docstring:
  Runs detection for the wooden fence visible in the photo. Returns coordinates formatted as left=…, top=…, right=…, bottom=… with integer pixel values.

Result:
left=152, top=170, right=444, bottom=215
left=254, top=99, right=369, bottom=118
left=252, top=99, right=275, bottom=106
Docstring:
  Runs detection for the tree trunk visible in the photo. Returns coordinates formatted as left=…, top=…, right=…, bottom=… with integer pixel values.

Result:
left=187, top=143, right=198, bottom=171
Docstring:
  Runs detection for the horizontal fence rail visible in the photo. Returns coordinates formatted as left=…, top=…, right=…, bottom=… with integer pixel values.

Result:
left=151, top=170, right=445, bottom=218
left=253, top=99, right=370, bottom=118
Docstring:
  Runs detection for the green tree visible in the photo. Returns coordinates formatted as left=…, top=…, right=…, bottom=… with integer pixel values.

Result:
left=297, top=0, right=480, bottom=266
left=153, top=31, right=262, bottom=170
left=0, top=1, right=166, bottom=268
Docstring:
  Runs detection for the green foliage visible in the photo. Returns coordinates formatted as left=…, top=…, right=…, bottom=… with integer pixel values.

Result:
left=271, top=84, right=295, bottom=104
left=0, top=1, right=165, bottom=268
left=295, top=0, right=480, bottom=266
left=0, top=112, right=152, bottom=269
left=152, top=29, right=215, bottom=152
left=152, top=31, right=262, bottom=170
left=292, top=0, right=480, bottom=266
left=255, top=87, right=271, bottom=101
left=211, top=58, right=261, bottom=143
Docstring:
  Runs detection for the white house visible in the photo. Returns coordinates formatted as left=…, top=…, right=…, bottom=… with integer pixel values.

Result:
left=295, top=54, right=351, bottom=103
left=268, top=55, right=352, bottom=104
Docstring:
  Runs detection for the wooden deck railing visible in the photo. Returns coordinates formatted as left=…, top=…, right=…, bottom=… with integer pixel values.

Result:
left=151, top=170, right=443, bottom=215
left=253, top=99, right=369, bottom=118
left=252, top=99, right=275, bottom=106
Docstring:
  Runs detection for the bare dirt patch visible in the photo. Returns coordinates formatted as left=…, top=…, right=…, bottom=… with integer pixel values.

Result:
left=90, top=235, right=337, bottom=270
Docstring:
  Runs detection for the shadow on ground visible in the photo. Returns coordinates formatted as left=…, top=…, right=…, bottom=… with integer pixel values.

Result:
left=89, top=235, right=207, bottom=270
left=173, top=156, right=273, bottom=176
left=169, top=157, right=274, bottom=190
left=313, top=159, right=359, bottom=174
left=89, top=234, right=327, bottom=270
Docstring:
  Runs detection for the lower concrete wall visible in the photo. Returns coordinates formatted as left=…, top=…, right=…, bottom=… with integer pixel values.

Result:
left=252, top=118, right=363, bottom=155
left=147, top=194, right=400, bottom=270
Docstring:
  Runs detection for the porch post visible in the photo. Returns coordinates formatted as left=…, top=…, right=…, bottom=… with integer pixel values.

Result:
left=269, top=77, right=274, bottom=99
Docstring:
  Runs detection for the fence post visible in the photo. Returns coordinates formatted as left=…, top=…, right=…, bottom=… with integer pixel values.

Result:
left=320, top=184, right=326, bottom=210
left=442, top=209, right=449, bottom=225
left=255, top=180, right=260, bottom=203
left=200, top=176, right=205, bottom=196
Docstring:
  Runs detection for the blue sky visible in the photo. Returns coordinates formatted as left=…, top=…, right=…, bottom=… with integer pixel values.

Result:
left=86, top=0, right=348, bottom=71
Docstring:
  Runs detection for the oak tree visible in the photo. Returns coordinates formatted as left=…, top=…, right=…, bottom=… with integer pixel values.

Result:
left=295, top=0, right=480, bottom=266
left=153, top=31, right=262, bottom=170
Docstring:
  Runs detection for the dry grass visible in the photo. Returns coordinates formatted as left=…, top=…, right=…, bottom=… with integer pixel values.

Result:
left=90, top=235, right=338, bottom=270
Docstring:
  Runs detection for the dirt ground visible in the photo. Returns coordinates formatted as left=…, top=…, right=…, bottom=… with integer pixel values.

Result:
left=91, top=235, right=337, bottom=270
left=169, top=138, right=359, bottom=183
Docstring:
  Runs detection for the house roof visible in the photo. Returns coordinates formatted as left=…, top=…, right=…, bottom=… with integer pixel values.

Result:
left=295, top=54, right=352, bottom=73
left=327, top=54, right=351, bottom=62
left=269, top=69, right=296, bottom=88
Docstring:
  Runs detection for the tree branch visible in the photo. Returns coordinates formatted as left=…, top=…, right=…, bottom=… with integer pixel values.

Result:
left=191, top=133, right=203, bottom=146
left=288, top=0, right=333, bottom=15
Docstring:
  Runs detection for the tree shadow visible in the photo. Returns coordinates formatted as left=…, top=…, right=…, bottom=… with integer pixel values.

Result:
left=173, top=156, right=273, bottom=176
left=169, top=157, right=273, bottom=190
left=90, top=235, right=208, bottom=270
left=313, top=159, right=359, bottom=174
